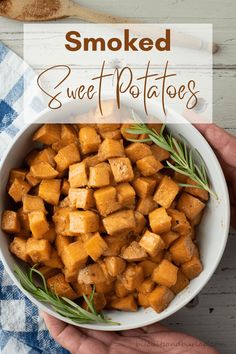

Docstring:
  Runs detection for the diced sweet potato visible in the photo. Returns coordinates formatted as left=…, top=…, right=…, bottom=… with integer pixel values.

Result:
left=78, top=126, right=101, bottom=154
left=121, top=123, right=139, bottom=141
left=149, top=207, right=172, bottom=234
left=100, top=129, right=121, bottom=140
left=136, top=197, right=158, bottom=215
left=63, top=267, right=79, bottom=282
left=55, top=235, right=71, bottom=256
left=61, top=179, right=70, bottom=195
left=28, top=211, right=49, bottom=239
left=137, top=278, right=155, bottom=294
left=95, top=281, right=114, bottom=294
left=26, top=238, right=52, bottom=263
left=167, top=209, right=192, bottom=236
left=22, top=195, right=46, bottom=214
left=173, top=171, right=188, bottom=183
left=83, top=293, right=107, bottom=312
left=150, top=250, right=165, bottom=264
left=78, top=264, right=106, bottom=284
left=177, top=193, right=205, bottom=221
left=102, top=233, right=130, bottom=256
left=8, top=168, right=27, bottom=186
left=37, top=266, right=60, bottom=279
left=61, top=240, right=88, bottom=270
left=47, top=273, right=78, bottom=300
left=94, top=186, right=120, bottom=216
left=83, top=154, right=100, bottom=167
left=138, top=293, right=150, bottom=308
left=89, top=163, right=110, bottom=188
left=170, top=269, right=190, bottom=294
left=161, top=231, right=179, bottom=248
left=69, top=210, right=99, bottom=233
left=53, top=207, right=75, bottom=236
left=115, top=279, right=131, bottom=298
left=103, top=210, right=135, bottom=235
left=148, top=286, right=174, bottom=313
left=8, top=178, right=31, bottom=202
left=116, top=183, right=135, bottom=207
left=30, top=162, right=59, bottom=179
left=44, top=248, right=63, bottom=269
left=121, top=241, right=147, bottom=261
left=2, top=210, right=21, bottom=233
left=33, top=124, right=61, bottom=145
left=85, top=232, right=108, bottom=261
left=54, top=143, right=81, bottom=172
left=42, top=223, right=56, bottom=243
left=109, top=157, right=134, bottom=183
left=61, top=124, right=78, bottom=145
left=152, top=259, right=178, bottom=287
left=69, top=161, right=88, bottom=188
left=104, top=256, right=126, bottom=277
left=125, top=142, right=152, bottom=162
left=120, top=264, right=144, bottom=291
left=139, top=230, right=165, bottom=257
left=39, top=179, right=61, bottom=206
left=111, top=294, right=137, bottom=312
left=25, top=172, right=40, bottom=187
left=98, top=138, right=125, bottom=161
left=153, top=176, right=180, bottom=208
left=150, top=144, right=170, bottom=161
left=136, top=155, right=163, bottom=176
left=68, top=188, right=95, bottom=210
left=184, top=178, right=209, bottom=201
left=134, top=211, right=146, bottom=235
left=169, top=236, right=195, bottom=264
left=17, top=208, right=30, bottom=230
left=9, top=237, right=31, bottom=262
left=72, top=282, right=92, bottom=297
left=27, top=148, right=57, bottom=167
left=181, top=256, right=203, bottom=280
left=139, top=260, right=157, bottom=278
left=132, top=177, right=156, bottom=198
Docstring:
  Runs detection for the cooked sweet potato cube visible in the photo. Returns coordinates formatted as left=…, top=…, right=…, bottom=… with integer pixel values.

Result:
left=55, top=235, right=71, bottom=256
left=2, top=210, right=21, bottom=233
left=116, top=183, right=135, bottom=207
left=33, top=124, right=61, bottom=144
left=89, top=163, right=110, bottom=188
left=28, top=211, right=49, bottom=239
left=96, top=280, right=114, bottom=294
left=54, top=143, right=81, bottom=172
left=61, top=240, right=88, bottom=270
left=30, top=162, right=59, bottom=179
left=85, top=232, right=108, bottom=261
left=191, top=211, right=203, bottom=226
left=42, top=223, right=56, bottom=243
left=103, top=210, right=136, bottom=235
left=69, top=161, right=88, bottom=188
left=177, top=193, right=205, bottom=221
left=53, top=207, right=75, bottom=236
left=152, top=259, right=178, bottom=287
left=83, top=292, right=107, bottom=312
left=109, top=157, right=134, bottom=183
left=139, top=260, right=157, bottom=278
left=136, top=155, right=163, bottom=176
left=69, top=210, right=99, bottom=233
left=125, top=142, right=152, bottom=162
left=47, top=273, right=77, bottom=300
left=150, top=250, right=165, bottom=264
left=63, top=267, right=79, bottom=283
left=26, top=238, right=52, bottom=263
left=8, top=178, right=31, bottom=202
left=149, top=207, right=172, bottom=234
left=28, top=148, right=57, bottom=167
left=60, top=124, right=77, bottom=144
left=39, top=179, right=61, bottom=206
left=137, top=278, right=155, bottom=294
left=100, top=129, right=121, bottom=140
left=134, top=211, right=146, bottom=235
left=170, top=269, right=190, bottom=294
left=26, top=172, right=40, bottom=187
left=9, top=237, right=30, bottom=262
left=148, top=286, right=174, bottom=313
left=161, top=231, right=179, bottom=248
left=103, top=233, right=130, bottom=256
left=104, top=256, right=126, bottom=277
left=173, top=171, right=188, bottom=184
left=94, top=186, right=121, bottom=216
left=120, top=264, right=144, bottom=291
left=121, top=241, right=147, bottom=261
left=17, top=208, right=30, bottom=230
left=78, top=264, right=106, bottom=284
left=153, top=176, right=180, bottom=209
left=132, top=177, right=156, bottom=198
left=121, top=123, right=139, bottom=140
left=22, top=195, right=46, bottom=214
left=68, top=188, right=95, bottom=210
left=138, top=293, right=150, bottom=308
left=79, top=126, right=101, bottom=154
left=169, top=236, right=195, bottom=264
left=111, top=294, right=137, bottom=312
left=9, top=168, right=27, bottom=186
left=83, top=154, right=100, bottom=168
left=167, top=209, right=192, bottom=236
left=181, top=256, right=203, bottom=280
left=37, top=266, right=60, bottom=279
left=98, top=138, right=125, bottom=161
left=136, top=196, right=158, bottom=215
left=61, top=179, right=70, bottom=195
left=184, top=178, right=209, bottom=201
left=44, top=249, right=63, bottom=269
left=139, top=230, right=165, bottom=257
left=115, top=279, right=131, bottom=298
left=72, top=282, right=92, bottom=297
left=150, top=144, right=170, bottom=161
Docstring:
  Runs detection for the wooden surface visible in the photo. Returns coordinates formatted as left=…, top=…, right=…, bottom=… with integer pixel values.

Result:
left=0, top=1, right=235, bottom=353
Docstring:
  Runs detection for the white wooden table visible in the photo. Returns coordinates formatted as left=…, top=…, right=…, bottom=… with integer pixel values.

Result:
left=0, top=1, right=235, bottom=353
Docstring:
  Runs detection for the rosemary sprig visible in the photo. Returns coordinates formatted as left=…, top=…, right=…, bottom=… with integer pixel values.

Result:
left=126, top=112, right=217, bottom=199
left=14, top=265, right=119, bottom=326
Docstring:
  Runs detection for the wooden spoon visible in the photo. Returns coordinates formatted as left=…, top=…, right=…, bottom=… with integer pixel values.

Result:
left=0, top=0, right=129, bottom=23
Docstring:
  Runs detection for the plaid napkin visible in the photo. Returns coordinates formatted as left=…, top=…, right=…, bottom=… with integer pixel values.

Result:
left=0, top=42, right=69, bottom=354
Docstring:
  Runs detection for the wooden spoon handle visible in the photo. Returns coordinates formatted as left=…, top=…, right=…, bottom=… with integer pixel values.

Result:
left=67, top=3, right=130, bottom=23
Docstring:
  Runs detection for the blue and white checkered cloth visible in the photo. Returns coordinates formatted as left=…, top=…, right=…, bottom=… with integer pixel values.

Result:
left=0, top=42, right=69, bottom=354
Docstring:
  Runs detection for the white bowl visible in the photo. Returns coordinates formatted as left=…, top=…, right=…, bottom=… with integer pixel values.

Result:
left=0, top=98, right=230, bottom=331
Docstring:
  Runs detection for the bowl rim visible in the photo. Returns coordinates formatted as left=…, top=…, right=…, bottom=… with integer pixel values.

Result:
left=0, top=102, right=230, bottom=331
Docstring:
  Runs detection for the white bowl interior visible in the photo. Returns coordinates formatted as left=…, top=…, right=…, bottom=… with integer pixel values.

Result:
left=0, top=98, right=230, bottom=330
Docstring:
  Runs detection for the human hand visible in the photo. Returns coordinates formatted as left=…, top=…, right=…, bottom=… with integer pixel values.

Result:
left=42, top=312, right=218, bottom=354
